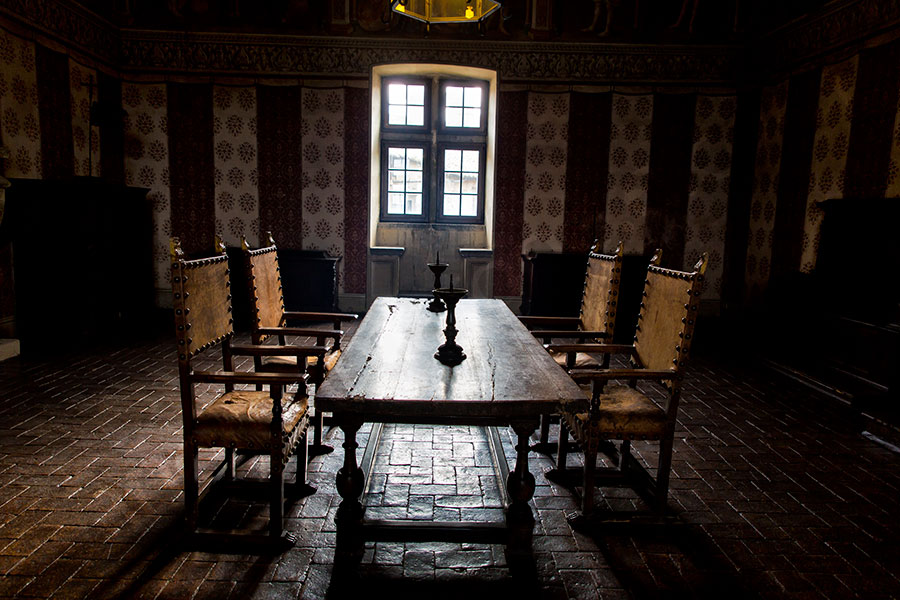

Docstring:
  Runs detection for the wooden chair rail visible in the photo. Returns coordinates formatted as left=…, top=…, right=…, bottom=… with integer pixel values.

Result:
left=284, top=310, right=358, bottom=322
left=546, top=343, right=638, bottom=356
left=257, top=326, right=342, bottom=339
left=518, top=315, right=582, bottom=328
left=230, top=344, right=329, bottom=358
left=190, top=370, right=308, bottom=386
left=530, top=330, right=609, bottom=340
left=569, top=368, right=678, bottom=382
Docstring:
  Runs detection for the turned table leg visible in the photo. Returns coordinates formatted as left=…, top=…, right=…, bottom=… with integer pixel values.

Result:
left=334, top=414, right=365, bottom=564
left=506, top=419, right=538, bottom=568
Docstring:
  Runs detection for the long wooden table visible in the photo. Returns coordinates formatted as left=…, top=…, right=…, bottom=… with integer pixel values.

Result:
left=315, top=297, right=587, bottom=567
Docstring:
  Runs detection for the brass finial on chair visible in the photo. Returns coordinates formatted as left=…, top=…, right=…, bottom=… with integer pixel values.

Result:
left=170, top=237, right=184, bottom=261
left=649, top=248, right=663, bottom=266
left=694, top=252, right=709, bottom=275
left=240, top=235, right=251, bottom=251
left=613, top=240, right=624, bottom=257
left=265, top=231, right=276, bottom=247
left=214, top=235, right=227, bottom=255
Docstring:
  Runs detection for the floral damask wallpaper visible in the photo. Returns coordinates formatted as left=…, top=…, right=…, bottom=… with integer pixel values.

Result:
left=0, top=29, right=41, bottom=179
left=69, top=59, right=99, bottom=177
left=605, top=94, right=653, bottom=255
left=521, top=92, right=568, bottom=254
left=686, top=96, right=735, bottom=299
left=213, top=85, right=258, bottom=248
left=745, top=81, right=788, bottom=298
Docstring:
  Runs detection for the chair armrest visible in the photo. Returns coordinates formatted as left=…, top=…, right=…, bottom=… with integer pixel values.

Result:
left=518, top=316, right=581, bottom=329
left=284, top=311, right=358, bottom=325
left=230, top=344, right=329, bottom=358
left=546, top=343, right=637, bottom=356
left=569, top=368, right=678, bottom=383
left=191, top=370, right=308, bottom=385
left=531, top=330, right=608, bottom=340
left=257, top=327, right=343, bottom=341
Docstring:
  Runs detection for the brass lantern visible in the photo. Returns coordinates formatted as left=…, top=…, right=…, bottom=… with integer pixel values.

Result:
left=391, top=0, right=501, bottom=25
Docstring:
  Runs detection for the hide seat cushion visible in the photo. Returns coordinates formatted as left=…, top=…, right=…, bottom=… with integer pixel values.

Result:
left=261, top=355, right=300, bottom=369
left=567, top=384, right=667, bottom=441
left=548, top=349, right=601, bottom=370
left=307, top=348, right=341, bottom=372
left=194, top=390, right=308, bottom=449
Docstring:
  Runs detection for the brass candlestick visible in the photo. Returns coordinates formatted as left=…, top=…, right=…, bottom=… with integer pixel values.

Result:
left=433, top=276, right=467, bottom=366
left=426, top=253, right=449, bottom=312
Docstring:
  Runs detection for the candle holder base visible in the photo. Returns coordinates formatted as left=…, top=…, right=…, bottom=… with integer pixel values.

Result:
left=435, top=341, right=466, bottom=366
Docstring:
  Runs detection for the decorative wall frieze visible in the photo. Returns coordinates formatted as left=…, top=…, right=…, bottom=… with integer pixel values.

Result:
left=0, top=0, right=118, bottom=66
left=764, top=0, right=900, bottom=73
left=119, top=32, right=739, bottom=84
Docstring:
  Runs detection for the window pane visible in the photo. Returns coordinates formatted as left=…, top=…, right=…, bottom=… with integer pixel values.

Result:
left=407, top=170, right=423, bottom=192
left=444, top=172, right=461, bottom=194
left=462, top=150, right=479, bottom=172
left=388, top=84, right=407, bottom=105
left=445, top=107, right=462, bottom=128
left=443, top=194, right=460, bottom=216
left=407, top=84, right=425, bottom=105
left=407, top=148, right=424, bottom=170
left=463, top=107, right=480, bottom=128
left=445, top=149, right=462, bottom=171
left=461, top=172, right=478, bottom=195
left=406, top=194, right=422, bottom=215
left=388, top=147, right=406, bottom=169
left=446, top=86, right=463, bottom=107
left=463, top=86, right=482, bottom=108
left=388, top=170, right=405, bottom=191
left=388, top=105, right=407, bottom=125
left=388, top=193, right=405, bottom=214
left=460, top=195, right=478, bottom=216
left=407, top=106, right=424, bottom=126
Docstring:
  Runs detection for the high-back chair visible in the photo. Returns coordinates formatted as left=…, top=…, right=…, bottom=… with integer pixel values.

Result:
left=242, top=233, right=357, bottom=454
left=520, top=240, right=624, bottom=450
left=551, top=252, right=708, bottom=518
left=171, top=237, right=315, bottom=545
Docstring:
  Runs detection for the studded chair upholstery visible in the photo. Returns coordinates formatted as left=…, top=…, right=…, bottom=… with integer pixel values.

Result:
left=242, top=233, right=357, bottom=453
left=519, top=241, right=624, bottom=448
left=550, top=253, right=708, bottom=517
left=171, top=237, right=315, bottom=545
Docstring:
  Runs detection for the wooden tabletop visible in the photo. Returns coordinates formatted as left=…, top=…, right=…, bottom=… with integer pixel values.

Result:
left=316, top=297, right=587, bottom=420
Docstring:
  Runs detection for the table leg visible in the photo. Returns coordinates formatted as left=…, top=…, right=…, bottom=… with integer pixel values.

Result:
left=506, top=419, right=538, bottom=570
left=334, top=414, right=365, bottom=564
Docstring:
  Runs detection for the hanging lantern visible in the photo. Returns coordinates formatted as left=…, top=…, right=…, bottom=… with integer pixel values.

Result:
left=391, top=0, right=501, bottom=25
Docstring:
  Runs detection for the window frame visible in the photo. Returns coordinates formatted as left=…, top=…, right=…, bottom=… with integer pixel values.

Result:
left=438, top=79, right=489, bottom=134
left=381, top=76, right=432, bottom=134
left=436, top=141, right=486, bottom=224
left=378, top=74, right=489, bottom=225
left=379, top=140, right=430, bottom=223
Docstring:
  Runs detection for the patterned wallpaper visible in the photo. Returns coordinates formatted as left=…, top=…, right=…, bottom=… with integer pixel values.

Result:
left=745, top=82, right=788, bottom=298
left=0, top=29, right=40, bottom=179
left=212, top=85, right=258, bottom=248
left=686, top=96, right=735, bottom=299
left=122, top=82, right=171, bottom=290
left=800, top=56, right=858, bottom=273
left=521, top=93, right=568, bottom=254
left=605, top=94, right=653, bottom=255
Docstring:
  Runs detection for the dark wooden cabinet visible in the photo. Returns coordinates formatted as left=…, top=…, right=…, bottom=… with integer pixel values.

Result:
left=280, top=249, right=340, bottom=313
left=520, top=252, right=585, bottom=317
left=1, top=178, right=153, bottom=352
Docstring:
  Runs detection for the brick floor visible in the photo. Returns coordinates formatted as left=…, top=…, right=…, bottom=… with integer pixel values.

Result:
left=0, top=326, right=899, bottom=599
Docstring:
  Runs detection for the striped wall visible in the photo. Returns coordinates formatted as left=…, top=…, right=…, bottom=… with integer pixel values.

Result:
left=6, top=24, right=900, bottom=317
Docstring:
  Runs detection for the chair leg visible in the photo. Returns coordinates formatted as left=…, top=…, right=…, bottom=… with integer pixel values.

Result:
left=581, top=445, right=597, bottom=515
left=619, top=439, right=631, bottom=474
left=539, top=414, right=551, bottom=446
left=556, top=421, right=569, bottom=471
left=654, top=435, right=674, bottom=512
left=184, top=442, right=200, bottom=531
left=225, top=447, right=235, bottom=481
left=270, top=455, right=285, bottom=538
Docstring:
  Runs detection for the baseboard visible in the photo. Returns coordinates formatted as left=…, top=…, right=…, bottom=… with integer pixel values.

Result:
left=338, top=293, right=366, bottom=313
left=0, top=338, right=20, bottom=361
left=156, top=288, right=173, bottom=309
